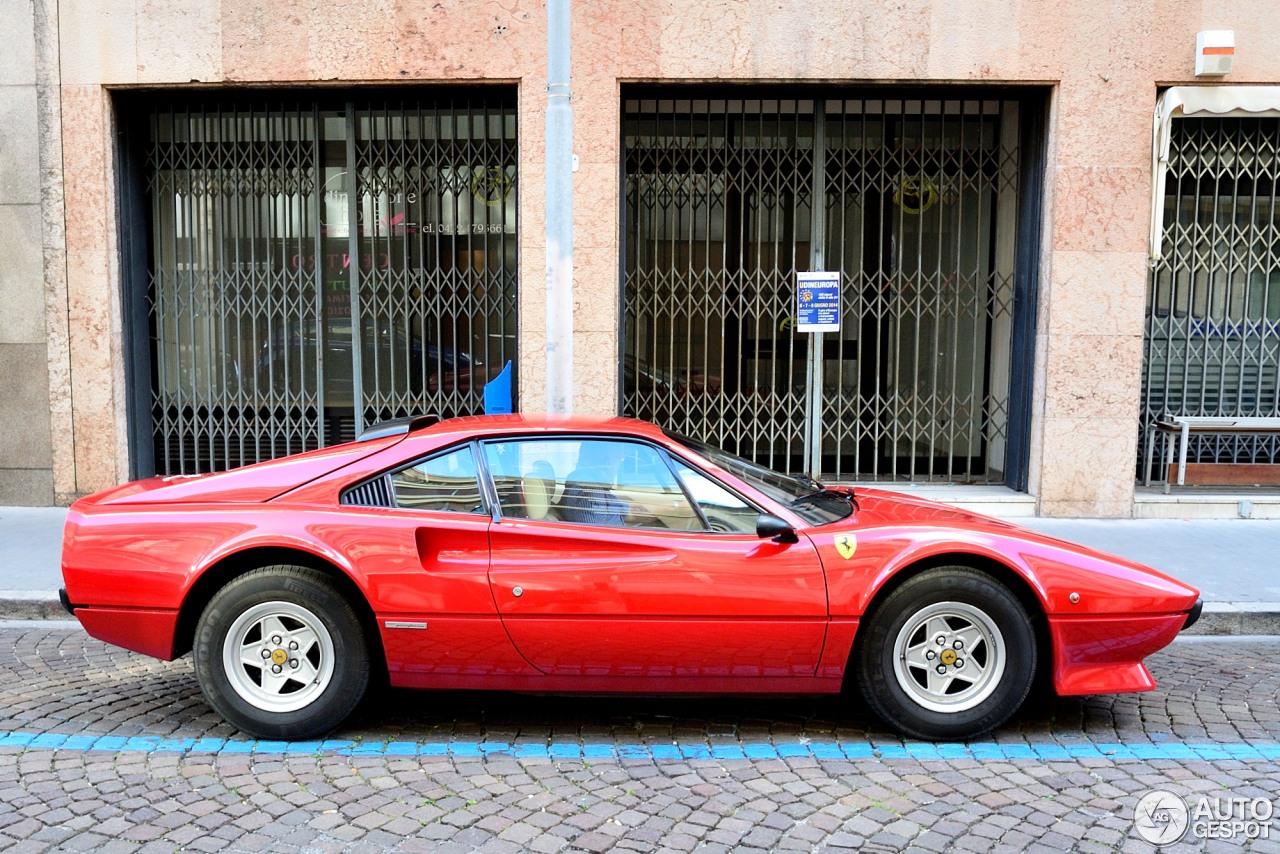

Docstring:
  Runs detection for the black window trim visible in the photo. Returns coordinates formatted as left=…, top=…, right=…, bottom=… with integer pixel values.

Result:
left=665, top=431, right=854, bottom=528
left=341, top=440, right=491, bottom=517
left=655, top=446, right=772, bottom=536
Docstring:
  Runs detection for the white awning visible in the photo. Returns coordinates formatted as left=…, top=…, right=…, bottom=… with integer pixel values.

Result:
left=1150, top=86, right=1280, bottom=266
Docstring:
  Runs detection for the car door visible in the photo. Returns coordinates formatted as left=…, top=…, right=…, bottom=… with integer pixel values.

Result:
left=334, top=443, right=536, bottom=682
left=481, top=437, right=829, bottom=679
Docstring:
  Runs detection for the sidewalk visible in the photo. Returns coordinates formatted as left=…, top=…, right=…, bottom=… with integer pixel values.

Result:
left=0, top=507, right=69, bottom=620
left=3, top=506, right=1277, bottom=633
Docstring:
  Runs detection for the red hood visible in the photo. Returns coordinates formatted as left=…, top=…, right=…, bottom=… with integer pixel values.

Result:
left=846, top=488, right=1026, bottom=531
left=846, top=487, right=1152, bottom=567
left=814, top=487, right=1199, bottom=614
left=78, top=434, right=404, bottom=506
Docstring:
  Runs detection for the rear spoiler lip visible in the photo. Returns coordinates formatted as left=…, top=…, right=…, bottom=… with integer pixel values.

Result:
left=357, top=414, right=442, bottom=442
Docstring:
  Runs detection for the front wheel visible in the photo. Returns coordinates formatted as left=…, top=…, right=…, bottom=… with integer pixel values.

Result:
left=855, top=567, right=1037, bottom=740
left=194, top=566, right=370, bottom=740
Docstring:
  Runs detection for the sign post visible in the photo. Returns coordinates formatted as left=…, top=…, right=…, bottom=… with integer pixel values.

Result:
left=797, top=270, right=840, bottom=480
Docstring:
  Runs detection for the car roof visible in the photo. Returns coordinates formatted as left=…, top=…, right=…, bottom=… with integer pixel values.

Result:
left=416, top=413, right=667, bottom=443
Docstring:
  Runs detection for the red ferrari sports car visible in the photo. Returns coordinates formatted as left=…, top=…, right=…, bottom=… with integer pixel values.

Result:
left=60, top=415, right=1201, bottom=741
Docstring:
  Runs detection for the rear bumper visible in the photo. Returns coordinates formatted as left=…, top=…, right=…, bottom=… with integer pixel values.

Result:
left=70, top=605, right=181, bottom=661
left=59, top=587, right=75, bottom=616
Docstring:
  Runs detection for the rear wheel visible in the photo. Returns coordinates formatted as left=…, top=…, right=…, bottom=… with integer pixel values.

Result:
left=856, top=567, right=1036, bottom=740
left=194, top=566, right=369, bottom=740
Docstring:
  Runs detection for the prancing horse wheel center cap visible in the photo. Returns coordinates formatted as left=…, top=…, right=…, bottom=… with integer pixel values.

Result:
left=270, top=649, right=288, bottom=665
left=940, top=649, right=958, bottom=666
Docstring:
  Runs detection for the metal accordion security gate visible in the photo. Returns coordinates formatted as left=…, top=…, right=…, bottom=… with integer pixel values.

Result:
left=131, top=90, right=517, bottom=476
left=621, top=90, right=1025, bottom=482
left=1144, top=115, right=1280, bottom=470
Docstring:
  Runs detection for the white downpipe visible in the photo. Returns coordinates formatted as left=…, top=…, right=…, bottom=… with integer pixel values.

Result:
left=545, top=0, right=574, bottom=413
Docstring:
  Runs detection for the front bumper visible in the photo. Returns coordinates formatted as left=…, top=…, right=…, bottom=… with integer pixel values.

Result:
left=1050, top=611, right=1190, bottom=696
left=1181, top=598, right=1204, bottom=632
left=59, top=587, right=75, bottom=616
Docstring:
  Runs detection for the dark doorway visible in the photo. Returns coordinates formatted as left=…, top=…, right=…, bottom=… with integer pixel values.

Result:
left=622, top=88, right=1045, bottom=485
left=117, top=89, right=518, bottom=476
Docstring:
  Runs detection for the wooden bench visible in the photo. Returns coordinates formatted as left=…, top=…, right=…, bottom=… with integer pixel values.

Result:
left=1144, top=415, right=1280, bottom=493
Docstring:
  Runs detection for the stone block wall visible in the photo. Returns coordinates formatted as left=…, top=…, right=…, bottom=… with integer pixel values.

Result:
left=0, top=0, right=54, bottom=505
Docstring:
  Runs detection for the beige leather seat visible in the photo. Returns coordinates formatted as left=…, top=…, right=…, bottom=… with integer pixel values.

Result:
left=530, top=460, right=562, bottom=504
left=520, top=475, right=552, bottom=521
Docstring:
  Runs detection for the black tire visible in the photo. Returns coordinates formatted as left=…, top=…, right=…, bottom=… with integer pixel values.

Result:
left=855, top=567, right=1036, bottom=740
left=194, top=566, right=370, bottom=740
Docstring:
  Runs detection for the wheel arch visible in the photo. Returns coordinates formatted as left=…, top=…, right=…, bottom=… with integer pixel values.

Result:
left=849, top=553, right=1051, bottom=690
left=173, top=546, right=384, bottom=672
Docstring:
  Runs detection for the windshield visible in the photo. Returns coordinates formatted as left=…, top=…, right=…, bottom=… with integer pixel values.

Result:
left=669, top=433, right=854, bottom=526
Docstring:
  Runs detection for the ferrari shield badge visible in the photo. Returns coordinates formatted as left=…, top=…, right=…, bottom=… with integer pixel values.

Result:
left=834, top=533, right=858, bottom=560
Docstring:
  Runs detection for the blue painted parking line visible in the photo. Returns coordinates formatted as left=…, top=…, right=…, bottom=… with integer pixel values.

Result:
left=2, top=730, right=1280, bottom=762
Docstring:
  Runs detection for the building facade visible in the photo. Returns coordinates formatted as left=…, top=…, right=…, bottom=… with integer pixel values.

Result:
left=3, top=0, right=1279, bottom=517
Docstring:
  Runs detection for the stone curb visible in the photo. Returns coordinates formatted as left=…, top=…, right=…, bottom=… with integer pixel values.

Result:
left=4, top=591, right=1280, bottom=636
left=1184, top=601, right=1280, bottom=636
left=0, top=592, right=74, bottom=621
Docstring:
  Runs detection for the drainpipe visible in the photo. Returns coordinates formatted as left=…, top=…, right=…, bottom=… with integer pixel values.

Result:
left=545, top=0, right=574, bottom=413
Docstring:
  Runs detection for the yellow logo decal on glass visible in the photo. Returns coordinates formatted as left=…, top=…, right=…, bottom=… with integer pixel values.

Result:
left=472, top=166, right=514, bottom=207
left=894, top=175, right=938, bottom=214
left=834, top=533, right=857, bottom=560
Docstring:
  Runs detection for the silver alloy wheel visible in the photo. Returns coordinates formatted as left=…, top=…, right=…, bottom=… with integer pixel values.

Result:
left=221, top=600, right=336, bottom=713
left=892, top=600, right=1006, bottom=714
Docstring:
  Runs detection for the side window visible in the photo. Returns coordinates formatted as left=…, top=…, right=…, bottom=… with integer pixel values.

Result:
left=390, top=446, right=484, bottom=513
left=673, top=463, right=758, bottom=534
left=564, top=440, right=698, bottom=529
left=481, top=439, right=574, bottom=521
left=482, top=438, right=701, bottom=530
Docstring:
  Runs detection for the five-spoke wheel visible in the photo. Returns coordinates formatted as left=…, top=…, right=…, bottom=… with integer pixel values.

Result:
left=893, top=601, right=1006, bottom=715
left=856, top=567, right=1036, bottom=740
left=221, top=600, right=335, bottom=714
left=195, top=566, right=369, bottom=740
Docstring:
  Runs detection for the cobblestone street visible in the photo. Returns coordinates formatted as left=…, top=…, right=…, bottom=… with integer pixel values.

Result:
left=0, top=626, right=1278, bottom=852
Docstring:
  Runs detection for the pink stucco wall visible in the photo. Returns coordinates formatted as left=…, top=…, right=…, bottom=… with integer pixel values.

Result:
left=42, top=0, right=1280, bottom=514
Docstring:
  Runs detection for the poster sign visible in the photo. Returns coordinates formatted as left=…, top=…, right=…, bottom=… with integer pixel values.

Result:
left=796, top=271, right=840, bottom=333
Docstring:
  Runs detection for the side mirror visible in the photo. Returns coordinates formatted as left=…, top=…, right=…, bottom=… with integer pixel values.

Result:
left=756, top=514, right=798, bottom=544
